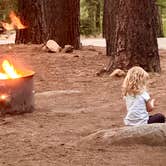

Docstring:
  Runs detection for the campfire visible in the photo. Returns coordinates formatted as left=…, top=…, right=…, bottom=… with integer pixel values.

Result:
left=0, top=60, right=21, bottom=79
left=0, top=11, right=34, bottom=115
left=0, top=59, right=35, bottom=115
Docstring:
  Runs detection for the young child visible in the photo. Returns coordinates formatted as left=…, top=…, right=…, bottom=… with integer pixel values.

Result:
left=122, top=66, right=165, bottom=126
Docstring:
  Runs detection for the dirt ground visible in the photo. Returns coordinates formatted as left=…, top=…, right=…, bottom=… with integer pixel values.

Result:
left=0, top=44, right=166, bottom=166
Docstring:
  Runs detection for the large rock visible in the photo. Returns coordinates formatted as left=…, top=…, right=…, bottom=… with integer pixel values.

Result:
left=44, top=40, right=62, bottom=53
left=79, top=124, right=166, bottom=146
left=109, top=69, right=126, bottom=77
left=61, top=45, right=74, bottom=53
left=35, top=90, right=81, bottom=111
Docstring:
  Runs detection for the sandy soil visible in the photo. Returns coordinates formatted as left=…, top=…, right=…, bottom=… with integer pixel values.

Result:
left=0, top=44, right=165, bottom=166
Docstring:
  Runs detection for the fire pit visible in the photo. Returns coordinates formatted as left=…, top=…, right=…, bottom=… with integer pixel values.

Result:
left=0, top=59, right=35, bottom=115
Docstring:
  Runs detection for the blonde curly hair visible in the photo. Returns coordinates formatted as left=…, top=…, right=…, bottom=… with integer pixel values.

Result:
left=122, top=66, right=149, bottom=96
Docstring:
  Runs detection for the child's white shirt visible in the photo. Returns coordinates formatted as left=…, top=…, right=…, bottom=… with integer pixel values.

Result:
left=124, top=91, right=150, bottom=126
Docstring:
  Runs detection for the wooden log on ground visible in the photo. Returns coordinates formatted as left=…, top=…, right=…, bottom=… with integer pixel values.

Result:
left=78, top=124, right=166, bottom=146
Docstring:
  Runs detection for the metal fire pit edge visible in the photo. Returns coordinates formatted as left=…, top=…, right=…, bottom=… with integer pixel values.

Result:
left=0, top=71, right=35, bottom=115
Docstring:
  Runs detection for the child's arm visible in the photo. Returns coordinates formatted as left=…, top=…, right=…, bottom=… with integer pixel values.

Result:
left=146, top=99, right=155, bottom=112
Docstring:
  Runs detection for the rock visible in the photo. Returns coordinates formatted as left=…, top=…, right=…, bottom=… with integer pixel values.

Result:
left=96, top=68, right=107, bottom=76
left=35, top=90, right=81, bottom=110
left=79, top=124, right=166, bottom=146
left=35, top=90, right=81, bottom=97
left=45, top=40, right=62, bottom=53
left=0, top=117, right=13, bottom=125
left=109, top=69, right=126, bottom=77
left=150, top=72, right=161, bottom=77
left=87, top=45, right=96, bottom=51
left=41, top=45, right=48, bottom=52
left=73, top=55, right=79, bottom=58
left=61, top=45, right=74, bottom=53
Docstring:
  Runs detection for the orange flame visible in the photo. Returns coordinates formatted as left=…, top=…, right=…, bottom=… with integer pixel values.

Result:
left=0, top=60, right=21, bottom=79
left=0, top=11, right=26, bottom=30
left=0, top=94, right=9, bottom=100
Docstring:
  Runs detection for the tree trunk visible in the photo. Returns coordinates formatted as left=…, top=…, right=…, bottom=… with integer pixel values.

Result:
left=85, top=0, right=96, bottom=34
left=15, top=0, right=80, bottom=49
left=95, top=1, right=101, bottom=32
left=103, top=0, right=116, bottom=55
left=103, top=0, right=107, bottom=38
left=105, top=0, right=161, bottom=72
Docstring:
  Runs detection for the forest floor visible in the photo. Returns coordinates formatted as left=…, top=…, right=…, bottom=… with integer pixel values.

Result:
left=0, top=43, right=165, bottom=166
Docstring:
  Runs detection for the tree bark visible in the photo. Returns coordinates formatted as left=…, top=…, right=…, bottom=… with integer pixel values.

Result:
left=103, top=0, right=108, bottom=38
left=95, top=1, right=101, bottom=32
left=15, top=0, right=80, bottom=49
left=104, top=0, right=161, bottom=72
left=103, top=0, right=115, bottom=55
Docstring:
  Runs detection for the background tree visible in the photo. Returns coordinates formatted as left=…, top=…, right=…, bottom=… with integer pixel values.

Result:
left=103, top=0, right=112, bottom=55
left=155, top=2, right=164, bottom=37
left=157, top=0, right=166, bottom=36
left=15, top=0, right=80, bottom=49
left=80, top=0, right=103, bottom=36
left=1, top=0, right=166, bottom=37
left=104, top=0, right=161, bottom=73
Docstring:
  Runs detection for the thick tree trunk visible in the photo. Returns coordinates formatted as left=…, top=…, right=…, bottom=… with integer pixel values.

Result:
left=105, top=0, right=161, bottom=72
left=15, top=1, right=48, bottom=44
left=103, top=0, right=108, bottom=38
left=15, top=0, right=80, bottom=49
left=103, top=0, right=116, bottom=56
